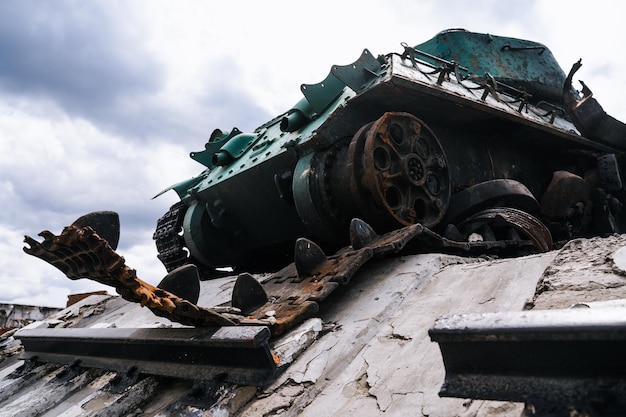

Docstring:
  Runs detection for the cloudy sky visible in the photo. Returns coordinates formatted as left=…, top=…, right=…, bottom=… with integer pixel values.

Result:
left=1, top=0, right=625, bottom=308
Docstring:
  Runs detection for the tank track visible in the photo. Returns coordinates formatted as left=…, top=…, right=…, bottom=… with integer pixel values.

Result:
left=153, top=201, right=189, bottom=273
left=23, top=211, right=552, bottom=337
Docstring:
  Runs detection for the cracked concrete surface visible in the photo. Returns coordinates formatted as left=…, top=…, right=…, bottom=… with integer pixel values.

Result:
left=530, top=235, right=626, bottom=310
left=236, top=252, right=556, bottom=416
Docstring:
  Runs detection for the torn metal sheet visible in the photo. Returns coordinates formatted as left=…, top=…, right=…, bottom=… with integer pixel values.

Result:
left=563, top=60, right=626, bottom=150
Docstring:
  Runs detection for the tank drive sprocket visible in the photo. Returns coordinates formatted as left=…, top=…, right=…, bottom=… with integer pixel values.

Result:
left=293, top=112, right=451, bottom=243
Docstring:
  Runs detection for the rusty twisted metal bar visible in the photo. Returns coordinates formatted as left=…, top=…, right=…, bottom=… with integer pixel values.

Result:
left=23, top=223, right=239, bottom=327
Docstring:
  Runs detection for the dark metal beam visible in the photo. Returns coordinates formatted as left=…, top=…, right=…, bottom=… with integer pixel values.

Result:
left=429, top=308, right=626, bottom=415
left=16, top=326, right=278, bottom=386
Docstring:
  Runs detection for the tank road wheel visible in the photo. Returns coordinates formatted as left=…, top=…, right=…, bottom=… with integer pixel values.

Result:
left=456, top=207, right=553, bottom=252
left=440, top=179, right=540, bottom=227
left=349, top=112, right=451, bottom=231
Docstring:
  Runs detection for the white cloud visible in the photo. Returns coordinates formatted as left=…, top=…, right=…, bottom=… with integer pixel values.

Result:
left=0, top=224, right=112, bottom=308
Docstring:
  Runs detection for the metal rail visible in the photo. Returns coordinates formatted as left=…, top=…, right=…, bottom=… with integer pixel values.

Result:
left=16, top=326, right=278, bottom=386
left=429, top=308, right=626, bottom=415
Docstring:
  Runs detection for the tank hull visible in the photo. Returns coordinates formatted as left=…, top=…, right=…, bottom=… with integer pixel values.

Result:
left=154, top=29, right=626, bottom=275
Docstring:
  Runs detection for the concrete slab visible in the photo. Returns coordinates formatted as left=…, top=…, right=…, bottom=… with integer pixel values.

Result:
left=236, top=252, right=555, bottom=416
left=531, top=235, right=626, bottom=310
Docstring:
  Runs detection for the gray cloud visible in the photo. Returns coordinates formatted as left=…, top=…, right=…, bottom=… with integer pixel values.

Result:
left=0, top=1, right=272, bottom=260
left=0, top=2, right=165, bottom=137
left=0, top=2, right=273, bottom=145
left=196, top=59, right=274, bottom=133
left=0, top=3, right=154, bottom=92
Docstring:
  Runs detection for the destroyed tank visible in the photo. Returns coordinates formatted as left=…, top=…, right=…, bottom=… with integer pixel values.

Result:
left=19, top=30, right=626, bottom=402
left=153, top=28, right=626, bottom=277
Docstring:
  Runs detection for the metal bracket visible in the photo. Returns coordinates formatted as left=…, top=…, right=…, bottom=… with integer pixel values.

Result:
left=331, top=49, right=383, bottom=92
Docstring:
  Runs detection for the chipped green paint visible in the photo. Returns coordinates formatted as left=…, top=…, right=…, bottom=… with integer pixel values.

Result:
left=414, top=28, right=566, bottom=102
